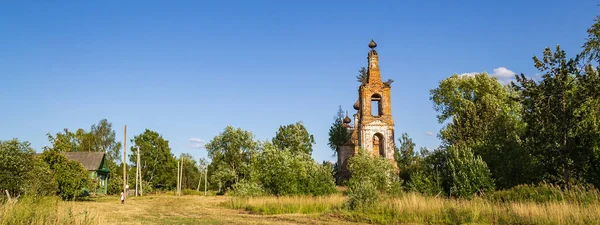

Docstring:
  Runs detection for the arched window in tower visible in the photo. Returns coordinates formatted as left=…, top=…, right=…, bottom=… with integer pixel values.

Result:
left=371, top=94, right=383, bottom=117
left=373, top=133, right=385, bottom=157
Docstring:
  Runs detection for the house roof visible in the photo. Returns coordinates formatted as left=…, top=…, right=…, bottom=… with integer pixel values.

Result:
left=63, top=152, right=106, bottom=171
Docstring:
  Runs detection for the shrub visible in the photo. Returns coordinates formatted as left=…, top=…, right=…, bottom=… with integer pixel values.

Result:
left=107, top=174, right=123, bottom=195
left=445, top=144, right=495, bottom=198
left=231, top=179, right=267, bottom=197
left=344, top=148, right=400, bottom=209
left=346, top=180, right=379, bottom=210
left=404, top=145, right=494, bottom=198
left=252, top=143, right=336, bottom=196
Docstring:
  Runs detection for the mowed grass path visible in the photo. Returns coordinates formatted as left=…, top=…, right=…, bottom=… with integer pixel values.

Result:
left=64, top=194, right=362, bottom=225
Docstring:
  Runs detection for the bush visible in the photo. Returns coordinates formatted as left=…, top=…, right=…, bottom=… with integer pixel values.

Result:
left=107, top=174, right=123, bottom=195
left=404, top=145, right=494, bottom=198
left=344, top=148, right=400, bottom=209
left=345, top=148, right=400, bottom=193
left=445, top=145, right=495, bottom=198
left=231, top=179, right=267, bottom=197
left=252, top=143, right=336, bottom=196
left=346, top=180, right=379, bottom=210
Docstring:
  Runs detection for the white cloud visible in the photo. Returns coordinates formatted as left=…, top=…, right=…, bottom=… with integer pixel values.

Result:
left=190, top=138, right=205, bottom=143
left=492, top=67, right=516, bottom=78
left=425, top=131, right=434, bottom=136
left=459, top=67, right=517, bottom=84
left=460, top=72, right=478, bottom=77
left=188, top=137, right=206, bottom=149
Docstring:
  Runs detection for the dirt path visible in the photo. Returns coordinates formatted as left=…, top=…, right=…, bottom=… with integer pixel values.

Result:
left=63, top=195, right=363, bottom=225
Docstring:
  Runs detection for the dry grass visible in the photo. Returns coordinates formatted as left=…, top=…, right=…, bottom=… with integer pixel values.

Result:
left=0, top=196, right=99, bottom=225
left=227, top=192, right=600, bottom=224
left=4, top=193, right=600, bottom=224
left=225, top=195, right=346, bottom=214
left=60, top=194, right=360, bottom=225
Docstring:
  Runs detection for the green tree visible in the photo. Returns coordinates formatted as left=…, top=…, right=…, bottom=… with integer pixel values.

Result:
left=356, top=67, right=368, bottom=85
left=430, top=72, right=529, bottom=188
left=205, top=126, right=257, bottom=191
left=40, top=150, right=91, bottom=200
left=0, top=139, right=35, bottom=197
left=513, top=45, right=591, bottom=187
left=394, top=133, right=418, bottom=182
left=327, top=106, right=350, bottom=155
left=272, top=121, right=315, bottom=155
left=91, top=119, right=122, bottom=164
left=180, top=153, right=200, bottom=190
left=24, top=157, right=58, bottom=198
left=130, top=129, right=177, bottom=189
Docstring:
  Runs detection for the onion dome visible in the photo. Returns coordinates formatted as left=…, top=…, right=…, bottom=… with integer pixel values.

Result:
left=353, top=100, right=360, bottom=110
left=343, top=112, right=352, bottom=124
left=368, top=39, right=377, bottom=49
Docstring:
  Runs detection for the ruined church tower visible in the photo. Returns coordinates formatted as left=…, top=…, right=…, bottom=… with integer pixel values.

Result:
left=338, top=40, right=396, bottom=182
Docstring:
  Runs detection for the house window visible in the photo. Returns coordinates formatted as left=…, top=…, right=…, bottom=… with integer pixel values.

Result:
left=371, top=94, right=382, bottom=116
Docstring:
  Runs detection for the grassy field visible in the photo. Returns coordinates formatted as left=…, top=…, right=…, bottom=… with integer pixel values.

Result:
left=3, top=192, right=600, bottom=224
left=28, top=194, right=360, bottom=225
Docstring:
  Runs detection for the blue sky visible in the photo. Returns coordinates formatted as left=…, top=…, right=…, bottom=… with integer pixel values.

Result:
left=1, top=0, right=598, bottom=163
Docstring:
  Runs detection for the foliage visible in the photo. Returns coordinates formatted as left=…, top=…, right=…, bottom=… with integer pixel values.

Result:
left=206, top=126, right=257, bottom=191
left=513, top=45, right=600, bottom=187
left=0, top=139, right=35, bottom=197
left=430, top=72, right=528, bottom=189
left=344, top=148, right=399, bottom=209
left=251, top=142, right=336, bottom=196
left=40, top=150, right=91, bottom=200
left=356, top=67, right=368, bottom=85
left=394, top=133, right=418, bottom=183
left=327, top=106, right=350, bottom=155
left=23, top=157, right=58, bottom=198
left=230, top=179, right=267, bottom=197
left=403, top=145, right=494, bottom=198
left=272, top=121, right=315, bottom=155
left=444, top=145, right=495, bottom=198
left=346, top=148, right=398, bottom=193
left=383, top=79, right=394, bottom=87
left=130, top=129, right=177, bottom=190
left=107, top=174, right=124, bottom=195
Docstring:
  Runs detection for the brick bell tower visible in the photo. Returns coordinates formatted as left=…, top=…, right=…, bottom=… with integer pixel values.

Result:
left=337, top=39, right=396, bottom=183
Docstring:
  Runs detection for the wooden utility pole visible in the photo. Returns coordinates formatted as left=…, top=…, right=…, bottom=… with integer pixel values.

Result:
left=123, top=125, right=127, bottom=204
left=179, top=154, right=184, bottom=195
left=204, top=168, right=207, bottom=196
left=137, top=145, right=142, bottom=196
left=177, top=157, right=180, bottom=196
left=135, top=145, right=139, bottom=196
